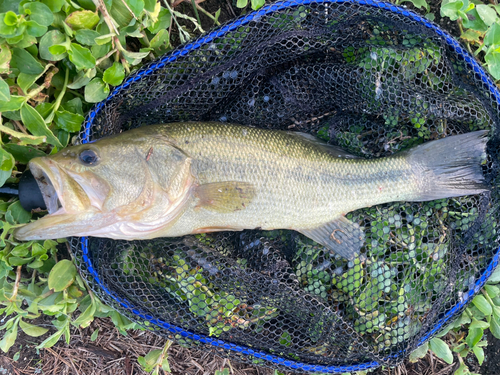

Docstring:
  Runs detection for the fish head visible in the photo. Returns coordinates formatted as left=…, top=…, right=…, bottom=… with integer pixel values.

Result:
left=15, top=127, right=193, bottom=240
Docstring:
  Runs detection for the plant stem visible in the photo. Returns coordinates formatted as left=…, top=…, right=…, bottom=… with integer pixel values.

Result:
left=196, top=3, right=221, bottom=26
left=45, top=68, right=69, bottom=124
left=7, top=266, right=22, bottom=302
left=96, top=48, right=118, bottom=66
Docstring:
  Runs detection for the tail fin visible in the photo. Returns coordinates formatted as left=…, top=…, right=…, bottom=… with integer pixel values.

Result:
left=406, top=130, right=489, bottom=201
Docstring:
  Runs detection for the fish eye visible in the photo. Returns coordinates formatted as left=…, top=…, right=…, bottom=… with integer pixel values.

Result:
left=79, top=149, right=99, bottom=166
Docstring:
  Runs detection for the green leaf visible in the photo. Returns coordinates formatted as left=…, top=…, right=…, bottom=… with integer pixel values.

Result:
left=66, top=10, right=100, bottom=30
left=466, top=327, right=484, bottom=348
left=41, top=0, right=65, bottom=13
left=0, top=123, right=48, bottom=146
left=121, top=49, right=149, bottom=65
left=25, top=20, right=47, bottom=37
left=251, top=0, right=265, bottom=10
left=84, top=77, right=109, bottom=103
left=0, top=147, right=14, bottom=186
left=0, top=77, right=10, bottom=101
left=68, top=43, right=96, bottom=70
left=62, top=97, right=84, bottom=116
left=454, top=363, right=469, bottom=375
left=150, top=28, right=169, bottom=54
left=20, top=104, right=63, bottom=148
left=12, top=47, right=44, bottom=75
left=6, top=201, right=31, bottom=224
left=490, top=314, right=500, bottom=339
left=485, top=49, right=500, bottom=80
left=39, top=30, right=67, bottom=61
left=0, top=318, right=19, bottom=353
left=472, top=346, right=484, bottom=365
left=48, top=259, right=77, bottom=292
left=0, top=95, right=24, bottom=112
left=462, top=8, right=489, bottom=32
left=54, top=109, right=84, bottom=132
left=147, top=7, right=171, bottom=34
left=36, top=328, right=64, bottom=349
left=473, top=295, right=493, bottom=316
left=488, top=265, right=500, bottom=283
left=429, top=338, right=453, bottom=364
left=90, top=328, right=99, bottom=341
left=23, top=2, right=54, bottom=27
left=236, top=0, right=248, bottom=8
left=0, top=43, right=11, bottom=74
left=2, top=144, right=45, bottom=163
left=19, top=320, right=49, bottom=337
left=110, top=0, right=136, bottom=27
left=17, top=72, right=38, bottom=94
left=103, top=62, right=125, bottom=86
left=4, top=11, right=18, bottom=26
left=67, top=68, right=96, bottom=90
left=469, top=318, right=490, bottom=330
left=72, top=300, right=96, bottom=328
left=75, top=29, right=100, bottom=46
left=476, top=4, right=497, bottom=26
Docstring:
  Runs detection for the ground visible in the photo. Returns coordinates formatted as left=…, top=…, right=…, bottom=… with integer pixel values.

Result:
left=2, top=0, right=500, bottom=374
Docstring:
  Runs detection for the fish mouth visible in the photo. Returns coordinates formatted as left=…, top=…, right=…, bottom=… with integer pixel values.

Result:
left=29, top=159, right=65, bottom=214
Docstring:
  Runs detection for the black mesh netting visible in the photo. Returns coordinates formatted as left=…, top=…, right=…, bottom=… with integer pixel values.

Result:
left=71, top=0, right=500, bottom=372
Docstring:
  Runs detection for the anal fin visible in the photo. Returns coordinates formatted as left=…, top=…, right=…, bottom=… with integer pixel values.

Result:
left=194, top=181, right=255, bottom=213
left=298, top=216, right=365, bottom=261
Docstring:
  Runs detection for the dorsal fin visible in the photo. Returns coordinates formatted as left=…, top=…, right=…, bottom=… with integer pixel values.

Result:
left=287, top=132, right=358, bottom=159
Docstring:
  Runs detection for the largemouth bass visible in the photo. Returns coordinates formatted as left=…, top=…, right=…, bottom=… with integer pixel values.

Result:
left=15, top=122, right=488, bottom=260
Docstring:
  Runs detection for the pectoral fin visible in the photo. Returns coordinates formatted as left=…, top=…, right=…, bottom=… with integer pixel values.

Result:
left=194, top=181, right=255, bottom=213
left=298, top=216, right=365, bottom=261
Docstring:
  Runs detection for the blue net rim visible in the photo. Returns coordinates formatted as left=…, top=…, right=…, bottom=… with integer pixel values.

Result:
left=79, top=0, right=500, bottom=372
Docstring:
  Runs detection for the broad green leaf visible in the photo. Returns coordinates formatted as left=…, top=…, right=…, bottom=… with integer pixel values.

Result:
left=94, top=33, right=113, bottom=45
left=12, top=47, right=44, bottom=75
left=66, top=10, right=100, bottom=30
left=20, top=104, right=63, bottom=148
left=440, top=0, right=467, bottom=21
left=67, top=68, right=96, bottom=89
left=103, top=62, right=125, bottom=86
left=0, top=147, right=14, bottom=186
left=488, top=265, right=500, bottom=283
left=19, top=319, right=49, bottom=337
left=0, top=95, right=24, bottom=112
left=68, top=43, right=96, bottom=70
left=0, top=123, right=47, bottom=146
left=25, top=20, right=47, bottom=37
left=121, top=49, right=149, bottom=65
left=484, top=284, right=500, bottom=298
left=75, top=29, right=100, bottom=45
left=23, top=2, right=54, bottom=27
left=54, top=109, right=84, bottom=132
left=429, top=338, right=453, bottom=364
left=490, top=314, right=500, bottom=339
left=150, top=28, right=169, bottom=54
left=462, top=8, right=488, bottom=32
left=36, top=328, right=64, bottom=349
left=49, top=44, right=68, bottom=55
left=72, top=300, right=96, bottom=328
left=2, top=144, right=45, bottom=163
left=39, top=30, right=67, bottom=61
left=110, top=0, right=136, bottom=27
left=485, top=49, right=500, bottom=80
left=62, top=98, right=84, bottom=116
left=236, top=0, right=248, bottom=8
left=147, top=7, right=171, bottom=34
left=48, top=259, right=77, bottom=292
left=461, top=29, right=482, bottom=43
left=90, top=328, right=99, bottom=341
left=466, top=327, right=484, bottom=348
left=84, top=77, right=109, bottom=103
left=473, top=294, right=493, bottom=316
left=4, top=11, right=18, bottom=26
left=6, top=200, right=31, bottom=224
left=0, top=318, right=19, bottom=353
left=251, top=0, right=265, bottom=10
left=41, top=0, right=65, bottom=12
left=473, top=346, right=484, bottom=365
left=469, top=318, right=489, bottom=330
left=17, top=72, right=38, bottom=94
left=0, top=43, right=11, bottom=74
left=476, top=4, right=497, bottom=26
left=0, top=77, right=10, bottom=101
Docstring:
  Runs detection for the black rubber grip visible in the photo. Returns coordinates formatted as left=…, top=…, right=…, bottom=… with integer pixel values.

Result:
left=18, top=170, right=46, bottom=212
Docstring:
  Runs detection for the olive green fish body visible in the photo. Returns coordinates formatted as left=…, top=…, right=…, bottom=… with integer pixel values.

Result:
left=15, top=122, right=488, bottom=260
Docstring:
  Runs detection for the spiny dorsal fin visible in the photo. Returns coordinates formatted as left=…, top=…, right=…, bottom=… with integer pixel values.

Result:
left=298, top=216, right=364, bottom=261
left=287, top=132, right=358, bottom=159
left=194, top=181, right=255, bottom=213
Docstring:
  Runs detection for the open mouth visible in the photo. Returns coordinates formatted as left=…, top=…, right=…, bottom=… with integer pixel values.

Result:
left=29, top=160, right=64, bottom=215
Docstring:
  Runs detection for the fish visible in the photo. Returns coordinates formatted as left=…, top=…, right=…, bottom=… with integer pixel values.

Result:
left=14, top=122, right=489, bottom=261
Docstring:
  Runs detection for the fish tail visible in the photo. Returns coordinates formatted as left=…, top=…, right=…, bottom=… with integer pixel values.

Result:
left=406, top=130, right=489, bottom=201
